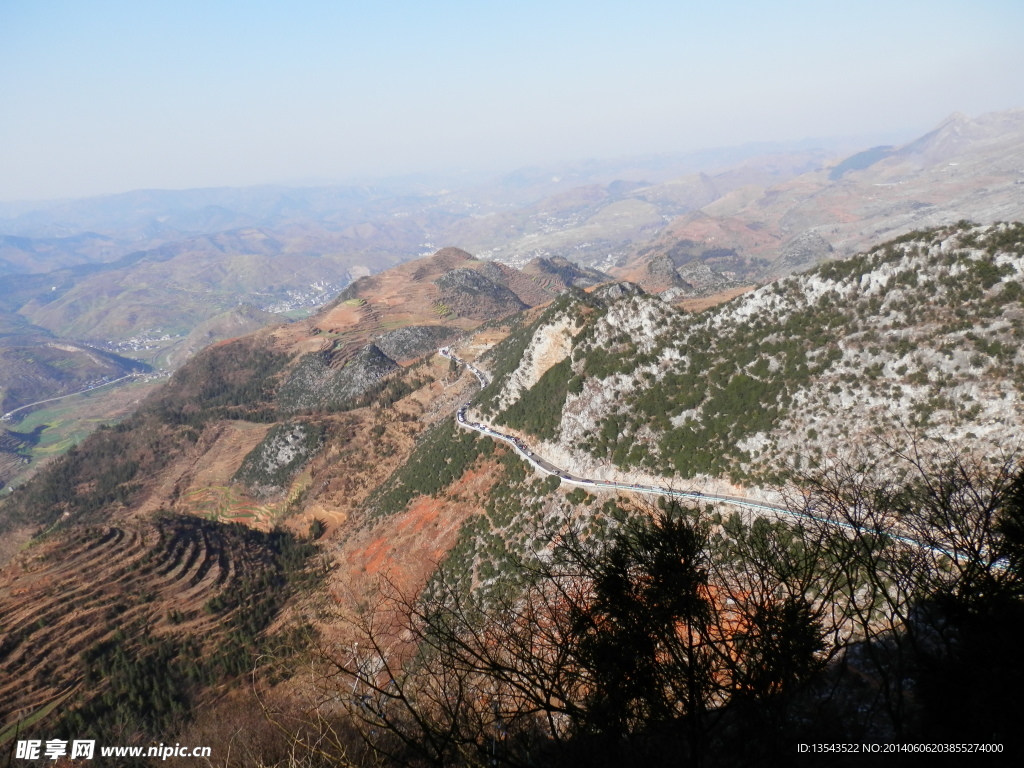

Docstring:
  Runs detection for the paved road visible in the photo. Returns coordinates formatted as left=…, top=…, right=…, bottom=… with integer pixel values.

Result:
left=1, top=373, right=151, bottom=423
left=440, top=347, right=799, bottom=514
left=438, top=347, right=960, bottom=558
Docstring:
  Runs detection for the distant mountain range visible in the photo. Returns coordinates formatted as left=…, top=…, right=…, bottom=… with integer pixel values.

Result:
left=0, top=109, right=1021, bottom=517
left=4, top=110, right=1024, bottom=761
left=3, top=219, right=1024, bottom=744
left=619, top=109, right=1024, bottom=289
left=3, top=110, right=1021, bottom=352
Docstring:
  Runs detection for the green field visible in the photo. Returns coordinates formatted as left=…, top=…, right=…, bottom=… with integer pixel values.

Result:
left=7, top=378, right=164, bottom=479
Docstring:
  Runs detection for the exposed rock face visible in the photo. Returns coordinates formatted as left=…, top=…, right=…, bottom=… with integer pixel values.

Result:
left=591, top=281, right=645, bottom=303
left=434, top=268, right=528, bottom=321
left=556, top=289, right=678, bottom=460
left=525, top=256, right=610, bottom=288
left=471, top=257, right=611, bottom=307
left=373, top=325, right=460, bottom=362
left=233, top=420, right=322, bottom=496
left=674, top=261, right=739, bottom=295
left=645, top=253, right=690, bottom=292
left=492, top=314, right=577, bottom=414
left=634, top=245, right=744, bottom=298
left=278, top=343, right=399, bottom=412
left=481, top=281, right=649, bottom=418
left=477, top=223, right=1024, bottom=501
left=775, top=230, right=834, bottom=275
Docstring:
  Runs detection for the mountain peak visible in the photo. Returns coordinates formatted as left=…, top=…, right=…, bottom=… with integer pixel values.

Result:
left=938, top=110, right=971, bottom=128
left=430, top=246, right=476, bottom=269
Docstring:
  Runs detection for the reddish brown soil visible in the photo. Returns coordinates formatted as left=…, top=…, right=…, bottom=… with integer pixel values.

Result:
left=0, top=248, right=530, bottom=727
left=678, top=285, right=756, bottom=312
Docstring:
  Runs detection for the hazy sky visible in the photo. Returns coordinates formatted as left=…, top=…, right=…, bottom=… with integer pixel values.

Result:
left=1, top=0, right=1022, bottom=201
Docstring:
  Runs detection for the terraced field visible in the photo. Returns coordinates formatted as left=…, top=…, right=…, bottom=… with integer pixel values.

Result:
left=183, top=486, right=263, bottom=524
left=0, top=515, right=282, bottom=726
left=0, top=429, right=33, bottom=491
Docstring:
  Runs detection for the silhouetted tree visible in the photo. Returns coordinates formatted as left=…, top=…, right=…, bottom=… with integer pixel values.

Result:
left=324, top=503, right=832, bottom=767
left=309, top=445, right=1024, bottom=767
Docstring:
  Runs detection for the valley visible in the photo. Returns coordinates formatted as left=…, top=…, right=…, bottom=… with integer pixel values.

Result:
left=3, top=216, right=1022, bottom=758
left=2, top=111, right=1024, bottom=765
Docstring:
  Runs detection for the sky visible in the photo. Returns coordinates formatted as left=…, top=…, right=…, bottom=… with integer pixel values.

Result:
left=1, top=0, right=1022, bottom=201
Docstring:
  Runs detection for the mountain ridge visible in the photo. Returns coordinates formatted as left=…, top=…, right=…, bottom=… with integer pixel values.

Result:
left=2, top=120, right=1024, bottom=752
left=618, top=109, right=1024, bottom=291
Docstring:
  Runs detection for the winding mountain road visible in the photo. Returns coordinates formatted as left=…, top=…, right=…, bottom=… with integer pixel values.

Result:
left=438, top=347, right=959, bottom=558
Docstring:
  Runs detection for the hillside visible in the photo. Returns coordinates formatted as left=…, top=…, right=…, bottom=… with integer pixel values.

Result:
left=444, top=151, right=830, bottom=271
left=0, top=342, right=148, bottom=417
left=475, top=221, right=1024, bottom=497
left=10, top=228, right=363, bottom=346
left=0, top=515, right=317, bottom=739
left=3, top=224, right=1024, bottom=760
left=5, top=114, right=1021, bottom=368
left=0, top=244, right=584, bottom=528
left=618, top=111, right=1024, bottom=294
left=159, top=304, right=285, bottom=369
left=0, top=329, right=154, bottom=491
left=619, top=109, right=1024, bottom=290
left=303, top=221, right=1024, bottom=627
left=0, top=245, right=599, bottom=736
left=0, top=233, right=121, bottom=275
